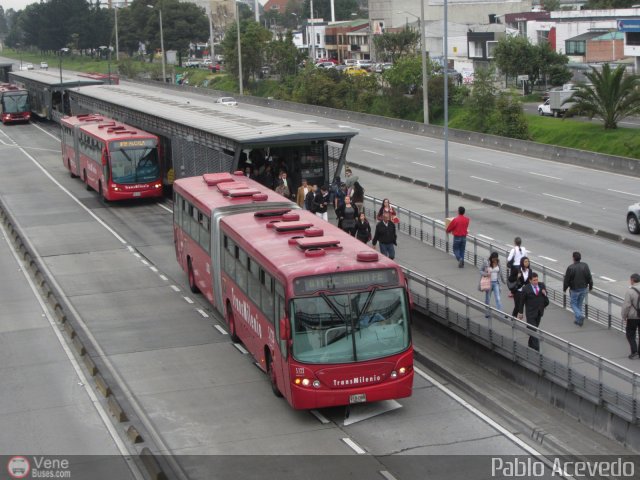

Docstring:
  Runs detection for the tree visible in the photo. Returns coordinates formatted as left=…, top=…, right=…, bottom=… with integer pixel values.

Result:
left=265, top=30, right=304, bottom=77
left=566, top=64, right=640, bottom=129
left=464, top=66, right=497, bottom=133
left=488, top=94, right=529, bottom=140
left=372, top=28, right=419, bottom=63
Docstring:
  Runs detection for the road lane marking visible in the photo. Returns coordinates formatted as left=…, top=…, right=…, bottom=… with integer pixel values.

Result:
left=149, top=266, right=158, bottom=273
left=470, top=176, right=499, bottom=184
left=362, top=149, right=385, bottom=156
left=342, top=438, right=366, bottom=454
left=416, top=147, right=436, bottom=153
left=608, top=188, right=640, bottom=198
left=467, top=158, right=493, bottom=165
left=134, top=253, right=141, bottom=258
left=374, top=138, right=392, bottom=143
left=539, top=256, right=557, bottom=262
left=412, top=161, right=435, bottom=169
left=478, top=234, right=494, bottom=240
left=233, top=343, right=249, bottom=354
left=599, top=276, right=616, bottom=282
left=542, top=193, right=581, bottom=204
left=127, top=245, right=135, bottom=252
left=310, top=410, right=330, bottom=424
left=196, top=308, right=209, bottom=317
left=184, top=296, right=194, bottom=304
left=159, top=274, right=168, bottom=281
left=380, top=471, right=399, bottom=480
left=528, top=171, right=562, bottom=180
left=157, top=202, right=173, bottom=213
left=338, top=125, right=359, bottom=130
left=170, top=285, right=180, bottom=292
left=141, top=259, right=149, bottom=266
left=214, top=325, right=228, bottom=335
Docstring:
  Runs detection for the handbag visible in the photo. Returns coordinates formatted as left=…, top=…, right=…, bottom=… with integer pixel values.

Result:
left=479, top=275, right=491, bottom=292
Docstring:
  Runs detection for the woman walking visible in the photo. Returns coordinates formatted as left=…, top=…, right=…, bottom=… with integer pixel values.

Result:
left=509, top=256, right=533, bottom=318
left=354, top=212, right=372, bottom=243
left=377, top=198, right=397, bottom=223
left=480, top=252, right=503, bottom=317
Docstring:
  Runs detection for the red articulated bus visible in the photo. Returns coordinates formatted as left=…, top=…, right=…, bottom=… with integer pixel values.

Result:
left=173, top=172, right=413, bottom=409
left=78, top=72, right=120, bottom=85
left=0, top=83, right=30, bottom=124
left=60, top=114, right=163, bottom=201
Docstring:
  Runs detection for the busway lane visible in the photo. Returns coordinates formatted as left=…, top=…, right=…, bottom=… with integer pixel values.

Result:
left=0, top=121, right=581, bottom=480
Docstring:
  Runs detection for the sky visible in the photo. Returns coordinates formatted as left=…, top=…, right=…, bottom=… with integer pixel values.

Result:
left=1, top=0, right=33, bottom=12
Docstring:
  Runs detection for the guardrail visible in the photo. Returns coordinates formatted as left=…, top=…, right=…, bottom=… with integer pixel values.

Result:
left=362, top=195, right=626, bottom=333
left=403, top=267, right=640, bottom=424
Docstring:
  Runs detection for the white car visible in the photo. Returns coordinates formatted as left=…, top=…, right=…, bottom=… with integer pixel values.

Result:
left=26, top=63, right=34, bottom=70
left=184, top=59, right=200, bottom=68
left=628, top=202, right=640, bottom=234
left=216, top=97, right=238, bottom=106
left=40, top=61, right=48, bottom=70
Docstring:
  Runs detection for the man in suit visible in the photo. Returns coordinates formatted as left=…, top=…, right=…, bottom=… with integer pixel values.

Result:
left=517, top=272, right=549, bottom=351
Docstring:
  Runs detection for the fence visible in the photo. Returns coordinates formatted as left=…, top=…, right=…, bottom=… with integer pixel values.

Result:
left=404, top=267, right=640, bottom=424
left=362, top=195, right=626, bottom=333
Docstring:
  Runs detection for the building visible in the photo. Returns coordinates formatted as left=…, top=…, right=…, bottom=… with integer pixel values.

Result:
left=324, top=19, right=370, bottom=63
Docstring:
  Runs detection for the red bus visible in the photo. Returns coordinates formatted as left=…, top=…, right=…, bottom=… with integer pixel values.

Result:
left=78, top=72, right=120, bottom=85
left=173, top=172, right=413, bottom=409
left=60, top=114, right=163, bottom=201
left=0, top=83, right=30, bottom=124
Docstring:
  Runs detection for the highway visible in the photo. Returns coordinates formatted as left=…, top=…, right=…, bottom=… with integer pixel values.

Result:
left=0, top=116, right=629, bottom=478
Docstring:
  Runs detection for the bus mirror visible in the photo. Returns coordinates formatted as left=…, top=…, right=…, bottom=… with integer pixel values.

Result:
left=279, top=317, right=290, bottom=340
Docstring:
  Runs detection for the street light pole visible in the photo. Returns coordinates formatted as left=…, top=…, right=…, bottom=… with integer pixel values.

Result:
left=159, top=8, right=166, bottom=83
left=114, top=6, right=119, bottom=61
left=310, top=0, right=315, bottom=61
left=236, top=1, right=243, bottom=95
left=207, top=9, right=215, bottom=61
left=444, top=0, right=449, bottom=217
left=420, top=0, right=429, bottom=125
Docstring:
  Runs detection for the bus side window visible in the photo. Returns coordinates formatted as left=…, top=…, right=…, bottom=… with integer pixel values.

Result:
left=236, top=248, right=248, bottom=292
left=174, top=194, right=182, bottom=226
left=223, top=235, right=235, bottom=278
left=274, top=282, right=286, bottom=358
left=247, top=258, right=261, bottom=306
left=261, top=271, right=274, bottom=324
left=188, top=204, right=199, bottom=244
left=198, top=213, right=210, bottom=252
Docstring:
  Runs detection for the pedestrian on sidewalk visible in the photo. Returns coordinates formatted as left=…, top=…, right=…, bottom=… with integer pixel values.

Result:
left=336, top=196, right=358, bottom=235
left=622, top=273, right=640, bottom=359
left=354, top=212, right=372, bottom=244
left=480, top=252, right=503, bottom=318
left=562, top=251, right=593, bottom=326
left=377, top=198, right=398, bottom=223
left=509, top=257, right=533, bottom=318
left=313, top=185, right=329, bottom=222
left=372, top=212, right=397, bottom=259
left=446, top=206, right=470, bottom=268
left=507, top=237, right=528, bottom=273
left=518, top=272, right=549, bottom=351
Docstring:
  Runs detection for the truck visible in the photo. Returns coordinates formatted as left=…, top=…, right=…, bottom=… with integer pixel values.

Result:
left=537, top=84, right=578, bottom=117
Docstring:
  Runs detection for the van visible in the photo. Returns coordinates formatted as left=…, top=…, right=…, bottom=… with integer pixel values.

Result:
left=343, top=59, right=357, bottom=66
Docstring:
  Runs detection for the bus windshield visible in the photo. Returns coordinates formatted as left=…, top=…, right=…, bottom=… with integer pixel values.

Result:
left=2, top=93, right=29, bottom=113
left=290, top=287, right=410, bottom=364
left=109, top=145, right=160, bottom=184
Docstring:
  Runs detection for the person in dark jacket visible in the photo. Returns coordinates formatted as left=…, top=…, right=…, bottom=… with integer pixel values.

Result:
left=354, top=212, right=371, bottom=244
left=518, top=272, right=549, bottom=351
left=313, top=185, right=329, bottom=221
left=562, top=251, right=593, bottom=326
left=509, top=257, right=533, bottom=318
left=304, top=185, right=317, bottom=212
left=622, top=273, right=640, bottom=359
left=372, top=212, right=397, bottom=259
left=335, top=196, right=358, bottom=234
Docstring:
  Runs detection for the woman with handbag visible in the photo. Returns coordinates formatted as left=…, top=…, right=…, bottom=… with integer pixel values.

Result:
left=377, top=198, right=398, bottom=224
left=480, top=252, right=503, bottom=318
left=509, top=256, right=533, bottom=318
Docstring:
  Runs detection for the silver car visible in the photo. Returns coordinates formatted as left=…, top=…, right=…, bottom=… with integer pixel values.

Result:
left=627, top=202, right=640, bottom=234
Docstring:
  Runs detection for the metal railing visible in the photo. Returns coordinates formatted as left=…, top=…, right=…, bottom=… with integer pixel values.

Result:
left=403, top=267, right=640, bottom=423
left=363, top=195, right=626, bottom=333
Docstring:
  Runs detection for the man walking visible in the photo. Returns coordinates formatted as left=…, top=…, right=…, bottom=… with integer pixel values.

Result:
left=621, top=273, right=640, bottom=359
left=563, top=251, right=593, bottom=326
left=446, top=206, right=470, bottom=268
left=518, top=272, right=549, bottom=351
left=296, top=179, right=310, bottom=209
left=372, top=212, right=397, bottom=260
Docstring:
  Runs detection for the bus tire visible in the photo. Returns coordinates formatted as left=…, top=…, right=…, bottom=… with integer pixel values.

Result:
left=68, top=159, right=76, bottom=178
left=267, top=351, right=282, bottom=397
left=98, top=182, right=110, bottom=203
left=226, top=304, right=240, bottom=343
left=187, top=258, right=200, bottom=294
left=83, top=171, right=91, bottom=191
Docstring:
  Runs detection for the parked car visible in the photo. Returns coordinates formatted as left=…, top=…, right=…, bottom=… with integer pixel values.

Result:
left=343, top=59, right=357, bottom=66
left=184, top=59, right=200, bottom=68
left=25, top=63, right=34, bottom=70
left=344, top=66, right=367, bottom=77
left=316, top=62, right=335, bottom=69
left=216, top=97, right=238, bottom=106
left=200, top=59, right=212, bottom=69
left=40, top=61, right=48, bottom=70
left=627, top=202, right=640, bottom=234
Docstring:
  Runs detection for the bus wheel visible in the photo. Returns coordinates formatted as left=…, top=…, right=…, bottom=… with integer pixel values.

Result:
left=226, top=306, right=240, bottom=343
left=98, top=182, right=109, bottom=203
left=187, top=258, right=200, bottom=294
left=68, top=160, right=76, bottom=178
left=267, top=352, right=282, bottom=397
left=83, top=171, right=91, bottom=191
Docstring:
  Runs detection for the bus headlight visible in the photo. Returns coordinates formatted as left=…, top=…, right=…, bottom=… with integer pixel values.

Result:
left=301, top=378, right=310, bottom=387
left=312, top=380, right=320, bottom=388
left=399, top=367, right=407, bottom=375
left=390, top=371, right=398, bottom=379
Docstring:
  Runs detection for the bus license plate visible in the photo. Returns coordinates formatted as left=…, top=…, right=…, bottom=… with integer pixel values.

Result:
left=133, top=192, right=141, bottom=197
left=349, top=393, right=366, bottom=404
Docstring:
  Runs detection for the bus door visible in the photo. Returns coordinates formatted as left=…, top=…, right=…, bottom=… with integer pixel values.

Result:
left=71, top=125, right=82, bottom=174
left=274, top=285, right=291, bottom=400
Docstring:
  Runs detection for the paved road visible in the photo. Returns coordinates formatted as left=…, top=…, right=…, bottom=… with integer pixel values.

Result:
left=0, top=118, right=632, bottom=479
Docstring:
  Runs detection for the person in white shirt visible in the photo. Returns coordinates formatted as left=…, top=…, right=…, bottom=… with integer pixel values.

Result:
left=507, top=237, right=528, bottom=272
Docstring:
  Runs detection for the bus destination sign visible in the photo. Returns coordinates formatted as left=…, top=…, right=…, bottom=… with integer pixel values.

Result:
left=294, top=269, right=398, bottom=295
left=111, top=139, right=156, bottom=149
